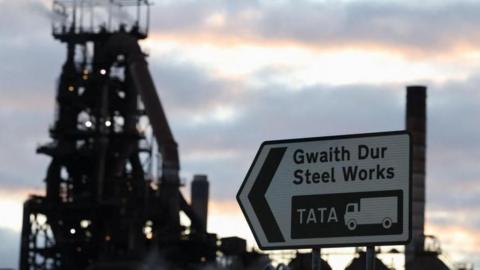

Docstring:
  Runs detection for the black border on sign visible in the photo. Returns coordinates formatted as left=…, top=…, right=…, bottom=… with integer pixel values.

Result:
left=236, top=130, right=412, bottom=250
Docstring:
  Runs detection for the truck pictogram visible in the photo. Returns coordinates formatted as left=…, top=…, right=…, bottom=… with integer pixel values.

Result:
left=344, top=196, right=398, bottom=231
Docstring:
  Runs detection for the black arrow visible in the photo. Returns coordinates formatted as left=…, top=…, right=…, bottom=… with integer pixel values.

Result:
left=248, top=147, right=287, bottom=243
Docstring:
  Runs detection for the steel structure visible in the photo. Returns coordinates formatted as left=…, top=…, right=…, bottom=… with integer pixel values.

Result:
left=19, top=1, right=263, bottom=269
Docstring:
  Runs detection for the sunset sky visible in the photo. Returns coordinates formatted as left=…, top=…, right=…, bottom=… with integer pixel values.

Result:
left=1, top=0, right=480, bottom=269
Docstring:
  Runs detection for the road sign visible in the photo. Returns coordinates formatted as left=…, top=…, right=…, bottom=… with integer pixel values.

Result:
left=237, top=131, right=411, bottom=249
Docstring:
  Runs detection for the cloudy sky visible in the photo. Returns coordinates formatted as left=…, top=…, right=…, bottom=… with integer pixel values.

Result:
left=1, top=0, right=480, bottom=268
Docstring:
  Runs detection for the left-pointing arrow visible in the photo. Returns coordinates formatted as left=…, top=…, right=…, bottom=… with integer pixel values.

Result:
left=248, top=147, right=287, bottom=243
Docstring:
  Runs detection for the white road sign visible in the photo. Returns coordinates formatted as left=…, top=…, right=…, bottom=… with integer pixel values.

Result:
left=237, top=131, right=411, bottom=249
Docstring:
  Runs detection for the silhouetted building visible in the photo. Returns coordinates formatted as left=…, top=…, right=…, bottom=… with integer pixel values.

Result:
left=405, top=235, right=450, bottom=270
left=344, top=252, right=390, bottom=270
left=405, top=86, right=427, bottom=267
left=405, top=86, right=449, bottom=270
left=191, top=175, right=209, bottom=232
left=19, top=1, right=261, bottom=269
left=287, top=252, right=332, bottom=270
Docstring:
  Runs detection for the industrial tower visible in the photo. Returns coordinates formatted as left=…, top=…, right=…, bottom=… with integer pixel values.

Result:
left=19, top=1, right=260, bottom=269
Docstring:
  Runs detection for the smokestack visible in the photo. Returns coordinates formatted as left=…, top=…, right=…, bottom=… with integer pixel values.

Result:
left=405, top=86, right=427, bottom=266
left=191, top=174, right=209, bottom=232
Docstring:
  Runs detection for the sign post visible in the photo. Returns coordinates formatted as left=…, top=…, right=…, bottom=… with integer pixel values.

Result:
left=237, top=131, right=411, bottom=256
left=366, top=246, right=375, bottom=270
left=312, top=247, right=321, bottom=270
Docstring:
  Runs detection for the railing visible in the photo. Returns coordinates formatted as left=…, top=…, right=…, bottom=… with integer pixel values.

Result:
left=52, top=0, right=151, bottom=37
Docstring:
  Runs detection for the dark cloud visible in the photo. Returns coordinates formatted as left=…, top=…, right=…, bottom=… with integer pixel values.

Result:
left=148, top=57, right=245, bottom=118
left=149, top=0, right=480, bottom=55
left=257, top=1, right=480, bottom=52
left=424, top=77, right=480, bottom=216
left=174, top=83, right=404, bottom=200
left=0, top=1, right=64, bottom=105
left=175, top=82, right=406, bottom=199
left=0, top=109, right=51, bottom=189
left=0, top=1, right=66, bottom=190
left=145, top=59, right=480, bottom=219
left=0, top=1, right=54, bottom=45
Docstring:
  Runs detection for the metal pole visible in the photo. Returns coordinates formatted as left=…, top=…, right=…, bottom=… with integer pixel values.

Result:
left=312, top=247, right=321, bottom=270
left=366, top=246, right=375, bottom=270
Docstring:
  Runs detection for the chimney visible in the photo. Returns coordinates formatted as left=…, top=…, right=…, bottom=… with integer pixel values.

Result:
left=191, top=174, right=209, bottom=232
left=405, top=86, right=427, bottom=267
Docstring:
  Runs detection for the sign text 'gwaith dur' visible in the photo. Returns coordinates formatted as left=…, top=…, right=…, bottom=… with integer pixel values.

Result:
left=237, top=131, right=411, bottom=249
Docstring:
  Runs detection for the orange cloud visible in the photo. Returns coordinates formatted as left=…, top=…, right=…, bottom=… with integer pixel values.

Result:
left=0, top=186, right=44, bottom=200
left=147, top=30, right=480, bottom=61
left=0, top=187, right=44, bottom=231
left=425, top=222, right=480, bottom=264
left=143, top=33, right=479, bottom=86
left=206, top=199, right=256, bottom=245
